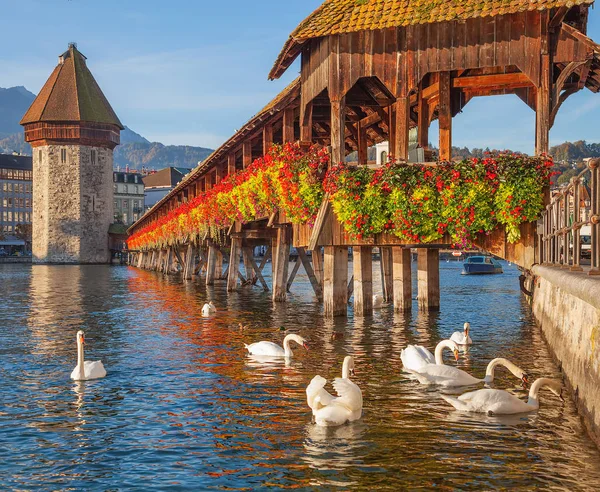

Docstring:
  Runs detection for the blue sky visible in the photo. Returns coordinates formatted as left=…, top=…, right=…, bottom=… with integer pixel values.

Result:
left=1, top=0, right=599, bottom=153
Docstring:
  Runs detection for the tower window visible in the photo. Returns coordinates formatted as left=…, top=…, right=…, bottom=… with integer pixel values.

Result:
left=60, top=148, right=67, bottom=164
left=91, top=149, right=97, bottom=165
left=38, top=150, right=42, bottom=163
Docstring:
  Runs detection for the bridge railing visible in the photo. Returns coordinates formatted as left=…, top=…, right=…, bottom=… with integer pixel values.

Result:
left=540, top=158, right=600, bottom=274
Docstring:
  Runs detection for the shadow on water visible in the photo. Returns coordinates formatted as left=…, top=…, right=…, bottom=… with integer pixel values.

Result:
left=0, top=261, right=599, bottom=490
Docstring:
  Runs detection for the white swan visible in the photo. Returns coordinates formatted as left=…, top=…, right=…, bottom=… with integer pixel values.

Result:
left=450, top=322, right=473, bottom=345
left=70, top=331, right=106, bottom=381
left=201, top=301, right=216, bottom=317
left=244, top=334, right=308, bottom=357
left=306, top=356, right=363, bottom=427
left=441, top=378, right=563, bottom=415
left=373, top=294, right=384, bottom=309
left=407, top=357, right=528, bottom=388
left=401, top=340, right=459, bottom=372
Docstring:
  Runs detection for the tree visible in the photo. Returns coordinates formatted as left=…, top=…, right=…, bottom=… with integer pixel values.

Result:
left=15, top=223, right=32, bottom=242
left=557, top=169, right=578, bottom=186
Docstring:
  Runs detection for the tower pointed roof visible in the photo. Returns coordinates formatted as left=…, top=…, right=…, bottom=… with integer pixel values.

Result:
left=20, top=43, right=123, bottom=129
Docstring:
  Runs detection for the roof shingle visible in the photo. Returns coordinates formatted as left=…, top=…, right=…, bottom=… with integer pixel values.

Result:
left=20, top=44, right=123, bottom=129
left=270, top=0, right=595, bottom=79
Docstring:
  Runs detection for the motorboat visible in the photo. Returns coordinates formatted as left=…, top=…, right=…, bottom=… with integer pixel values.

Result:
left=461, top=256, right=503, bottom=275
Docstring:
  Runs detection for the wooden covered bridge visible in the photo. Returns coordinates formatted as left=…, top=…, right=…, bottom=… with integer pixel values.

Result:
left=128, top=0, right=600, bottom=316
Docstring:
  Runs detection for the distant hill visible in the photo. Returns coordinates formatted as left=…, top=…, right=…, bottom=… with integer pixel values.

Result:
left=0, top=86, right=35, bottom=137
left=0, top=85, right=213, bottom=170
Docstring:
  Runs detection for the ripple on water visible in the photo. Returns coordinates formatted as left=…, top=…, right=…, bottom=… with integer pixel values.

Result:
left=0, top=262, right=599, bottom=490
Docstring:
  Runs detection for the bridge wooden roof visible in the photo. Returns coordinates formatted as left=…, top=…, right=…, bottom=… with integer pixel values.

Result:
left=269, top=0, right=595, bottom=79
left=21, top=44, right=123, bottom=129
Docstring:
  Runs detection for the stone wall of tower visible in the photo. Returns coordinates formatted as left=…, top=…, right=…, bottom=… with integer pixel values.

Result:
left=32, top=144, right=113, bottom=264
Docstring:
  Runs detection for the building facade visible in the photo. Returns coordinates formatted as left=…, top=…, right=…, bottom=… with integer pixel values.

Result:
left=20, top=43, right=123, bottom=264
left=113, top=171, right=144, bottom=225
left=0, top=154, right=32, bottom=253
left=143, top=167, right=191, bottom=211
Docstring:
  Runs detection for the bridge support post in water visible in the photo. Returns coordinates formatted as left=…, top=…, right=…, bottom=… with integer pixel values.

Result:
left=312, top=247, right=324, bottom=290
left=324, top=246, right=349, bottom=317
left=183, top=244, right=195, bottom=280
left=380, top=247, right=394, bottom=302
left=206, top=245, right=217, bottom=285
left=273, top=226, right=291, bottom=302
left=392, top=247, right=412, bottom=312
left=243, top=247, right=255, bottom=285
left=228, top=238, right=242, bottom=291
left=215, top=250, right=225, bottom=279
left=417, top=248, right=440, bottom=310
left=353, top=246, right=373, bottom=315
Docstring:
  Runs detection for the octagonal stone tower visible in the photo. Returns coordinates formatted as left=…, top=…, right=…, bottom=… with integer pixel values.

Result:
left=21, top=43, right=123, bottom=264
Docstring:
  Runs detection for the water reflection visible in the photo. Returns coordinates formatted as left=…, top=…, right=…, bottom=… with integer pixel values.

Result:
left=0, top=262, right=599, bottom=490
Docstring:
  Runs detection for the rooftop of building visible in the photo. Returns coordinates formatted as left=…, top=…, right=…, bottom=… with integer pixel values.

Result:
left=0, top=154, right=33, bottom=171
left=142, top=167, right=192, bottom=189
left=269, top=0, right=595, bottom=79
left=20, top=43, right=124, bottom=129
left=113, top=171, right=144, bottom=184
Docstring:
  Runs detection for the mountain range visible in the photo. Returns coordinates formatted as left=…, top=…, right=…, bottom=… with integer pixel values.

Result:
left=0, top=86, right=213, bottom=170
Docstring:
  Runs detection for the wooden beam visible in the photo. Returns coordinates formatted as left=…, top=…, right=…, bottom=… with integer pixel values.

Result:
left=297, top=247, right=323, bottom=300
left=357, top=120, right=368, bottom=165
left=263, top=124, right=273, bottom=156
left=353, top=246, right=373, bottom=315
left=438, top=71, right=452, bottom=161
left=206, top=245, right=217, bottom=285
left=393, top=97, right=410, bottom=160
left=273, top=226, right=291, bottom=302
left=417, top=86, right=430, bottom=148
left=286, top=257, right=302, bottom=292
left=227, top=153, right=236, bottom=176
left=330, top=98, right=346, bottom=165
left=392, top=247, right=412, bottom=312
left=380, top=247, right=393, bottom=302
left=417, top=248, right=440, bottom=311
left=283, top=107, right=295, bottom=143
left=244, top=247, right=269, bottom=291
left=243, top=140, right=252, bottom=169
left=300, top=101, right=313, bottom=148
left=536, top=54, right=551, bottom=154
left=452, top=73, right=532, bottom=90
left=324, top=246, right=348, bottom=317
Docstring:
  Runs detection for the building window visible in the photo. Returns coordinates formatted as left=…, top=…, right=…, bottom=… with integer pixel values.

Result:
left=381, top=151, right=388, bottom=164
left=91, top=149, right=97, bottom=165
left=39, top=150, right=42, bottom=163
left=124, top=185, right=128, bottom=193
left=61, top=148, right=67, bottom=164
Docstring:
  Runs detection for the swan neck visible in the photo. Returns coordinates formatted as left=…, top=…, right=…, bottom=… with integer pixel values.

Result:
left=342, top=357, right=351, bottom=379
left=77, top=337, right=85, bottom=378
left=527, top=378, right=551, bottom=407
left=434, top=341, right=453, bottom=365
left=283, top=335, right=294, bottom=357
left=484, top=358, right=523, bottom=383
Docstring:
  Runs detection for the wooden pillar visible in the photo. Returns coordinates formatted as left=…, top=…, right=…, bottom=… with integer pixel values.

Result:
left=393, top=97, right=410, bottom=160
left=183, top=243, right=194, bottom=280
left=206, top=245, right=217, bottom=285
left=243, top=141, right=252, bottom=169
left=228, top=153, right=236, bottom=176
left=215, top=250, right=225, bottom=279
left=263, top=124, right=273, bottom=156
left=353, top=246, right=373, bottom=315
left=300, top=101, right=313, bottom=149
left=357, top=120, right=368, bottom=165
left=438, top=71, right=452, bottom=161
left=417, top=248, right=440, bottom=310
left=283, top=107, right=295, bottom=144
left=156, top=250, right=163, bottom=272
left=417, top=88, right=429, bottom=148
left=312, top=247, right=324, bottom=289
left=324, top=246, right=348, bottom=317
left=243, top=246, right=255, bottom=284
left=392, top=247, right=412, bottom=312
left=330, top=98, right=346, bottom=165
left=380, top=247, right=393, bottom=302
left=227, top=238, right=242, bottom=291
left=536, top=54, right=551, bottom=155
left=273, top=227, right=291, bottom=302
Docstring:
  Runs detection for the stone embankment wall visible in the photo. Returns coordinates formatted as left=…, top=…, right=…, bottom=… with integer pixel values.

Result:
left=32, top=145, right=113, bottom=264
left=531, top=265, right=600, bottom=447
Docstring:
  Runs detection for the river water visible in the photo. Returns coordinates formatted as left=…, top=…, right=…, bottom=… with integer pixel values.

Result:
left=1, top=261, right=600, bottom=491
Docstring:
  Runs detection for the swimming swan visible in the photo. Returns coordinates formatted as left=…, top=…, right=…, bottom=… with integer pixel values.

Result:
left=441, top=378, right=563, bottom=415
left=450, top=322, right=473, bottom=345
left=244, top=334, right=308, bottom=357
left=70, top=331, right=107, bottom=381
left=401, top=340, right=459, bottom=372
left=306, top=356, right=363, bottom=427
left=201, top=301, right=216, bottom=317
left=407, top=357, right=528, bottom=388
